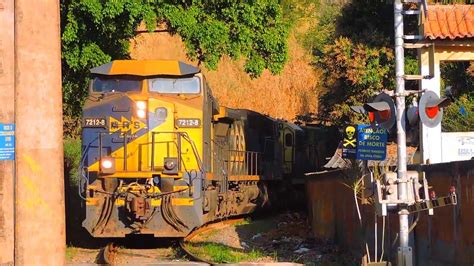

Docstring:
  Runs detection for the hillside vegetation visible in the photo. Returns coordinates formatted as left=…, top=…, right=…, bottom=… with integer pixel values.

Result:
left=60, top=0, right=473, bottom=137
left=130, top=28, right=320, bottom=121
left=60, top=0, right=292, bottom=137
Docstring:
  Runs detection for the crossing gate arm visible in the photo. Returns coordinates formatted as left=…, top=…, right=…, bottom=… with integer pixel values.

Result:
left=407, top=193, right=457, bottom=213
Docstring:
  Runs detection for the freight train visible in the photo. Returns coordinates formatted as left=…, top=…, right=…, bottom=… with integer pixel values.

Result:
left=80, top=60, right=338, bottom=238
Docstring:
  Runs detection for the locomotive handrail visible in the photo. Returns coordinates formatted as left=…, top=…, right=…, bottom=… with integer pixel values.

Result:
left=79, top=134, right=101, bottom=200
left=138, top=140, right=179, bottom=171
left=227, top=149, right=261, bottom=176
left=210, top=139, right=229, bottom=191
left=150, top=131, right=204, bottom=173
left=85, top=131, right=203, bottom=175
left=210, top=138, right=262, bottom=177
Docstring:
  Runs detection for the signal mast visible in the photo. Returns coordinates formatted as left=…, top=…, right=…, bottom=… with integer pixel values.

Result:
left=348, top=1, right=457, bottom=265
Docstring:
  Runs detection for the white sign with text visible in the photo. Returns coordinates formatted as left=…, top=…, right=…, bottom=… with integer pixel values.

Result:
left=441, top=132, right=474, bottom=163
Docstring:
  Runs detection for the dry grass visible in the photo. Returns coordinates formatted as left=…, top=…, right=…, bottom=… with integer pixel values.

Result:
left=129, top=30, right=321, bottom=121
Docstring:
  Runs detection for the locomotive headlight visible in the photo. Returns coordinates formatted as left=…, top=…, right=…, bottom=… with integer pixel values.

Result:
left=136, top=109, right=146, bottom=118
left=136, top=101, right=147, bottom=110
left=163, top=157, right=178, bottom=174
left=100, top=157, right=116, bottom=174
left=164, top=160, right=176, bottom=170
left=136, top=101, right=147, bottom=118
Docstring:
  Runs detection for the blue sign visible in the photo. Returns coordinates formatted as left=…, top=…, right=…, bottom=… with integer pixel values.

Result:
left=356, top=124, right=387, bottom=161
left=0, top=123, right=15, bottom=161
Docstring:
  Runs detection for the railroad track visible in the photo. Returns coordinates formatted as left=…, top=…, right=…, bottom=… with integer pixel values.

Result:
left=179, top=217, right=246, bottom=264
left=96, top=242, right=118, bottom=265
left=96, top=217, right=245, bottom=265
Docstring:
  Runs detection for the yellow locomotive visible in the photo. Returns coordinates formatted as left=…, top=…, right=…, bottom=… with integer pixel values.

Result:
left=80, top=60, right=337, bottom=237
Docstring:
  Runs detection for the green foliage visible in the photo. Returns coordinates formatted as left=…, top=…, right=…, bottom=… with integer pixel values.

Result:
left=185, top=242, right=264, bottom=263
left=307, top=0, right=398, bottom=125
left=61, top=0, right=152, bottom=132
left=335, top=1, right=394, bottom=47
left=302, top=3, right=340, bottom=55
left=64, top=138, right=82, bottom=187
left=322, top=37, right=394, bottom=90
left=317, top=41, right=394, bottom=123
left=307, top=0, right=430, bottom=126
left=443, top=94, right=474, bottom=132
left=160, top=1, right=289, bottom=77
left=63, top=115, right=82, bottom=139
left=441, top=62, right=474, bottom=132
left=280, top=0, right=321, bottom=25
left=441, top=61, right=474, bottom=97
left=61, top=0, right=290, bottom=133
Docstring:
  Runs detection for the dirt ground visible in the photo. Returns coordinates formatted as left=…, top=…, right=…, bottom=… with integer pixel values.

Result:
left=66, top=240, right=184, bottom=264
left=66, top=212, right=355, bottom=265
left=187, top=212, right=356, bottom=265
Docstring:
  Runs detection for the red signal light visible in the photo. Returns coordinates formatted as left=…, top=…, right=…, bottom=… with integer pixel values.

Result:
left=368, top=109, right=390, bottom=124
left=425, top=106, right=439, bottom=119
left=379, top=109, right=391, bottom=121
left=369, top=112, right=375, bottom=123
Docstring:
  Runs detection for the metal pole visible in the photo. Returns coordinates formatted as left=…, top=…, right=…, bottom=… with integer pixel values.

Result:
left=14, top=0, right=65, bottom=264
left=394, top=1, right=412, bottom=265
left=0, top=0, right=15, bottom=263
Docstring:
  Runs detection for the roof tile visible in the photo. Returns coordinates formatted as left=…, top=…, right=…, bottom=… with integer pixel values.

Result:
left=424, top=4, right=474, bottom=40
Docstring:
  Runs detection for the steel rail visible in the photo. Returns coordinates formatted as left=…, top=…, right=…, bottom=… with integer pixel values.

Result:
left=179, top=218, right=246, bottom=264
left=96, top=242, right=118, bottom=265
left=94, top=218, right=245, bottom=265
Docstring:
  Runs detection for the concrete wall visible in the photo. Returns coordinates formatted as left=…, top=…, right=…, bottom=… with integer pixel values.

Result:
left=306, top=160, right=474, bottom=265
left=0, top=0, right=15, bottom=263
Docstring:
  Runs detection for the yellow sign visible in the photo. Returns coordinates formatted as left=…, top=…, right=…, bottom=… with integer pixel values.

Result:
left=109, top=116, right=146, bottom=134
left=343, top=138, right=356, bottom=148
left=343, top=125, right=357, bottom=148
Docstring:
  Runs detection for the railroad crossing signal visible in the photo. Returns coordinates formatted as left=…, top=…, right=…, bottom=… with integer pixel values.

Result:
left=351, top=92, right=396, bottom=130
left=418, top=91, right=451, bottom=128
left=364, top=93, right=396, bottom=130
left=373, top=171, right=457, bottom=217
left=352, top=91, right=450, bottom=130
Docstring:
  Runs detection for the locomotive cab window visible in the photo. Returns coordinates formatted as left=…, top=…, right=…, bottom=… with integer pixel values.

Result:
left=285, top=133, right=293, bottom=147
left=148, top=77, right=200, bottom=94
left=92, top=77, right=141, bottom=93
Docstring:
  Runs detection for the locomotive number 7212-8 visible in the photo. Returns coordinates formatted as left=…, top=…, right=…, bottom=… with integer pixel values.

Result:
left=176, top=118, right=201, bottom=128
left=83, top=117, right=106, bottom=128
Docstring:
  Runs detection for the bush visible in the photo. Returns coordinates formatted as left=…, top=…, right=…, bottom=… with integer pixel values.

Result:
left=64, top=138, right=88, bottom=245
left=64, top=115, right=82, bottom=139
left=64, top=138, right=82, bottom=188
left=442, top=94, right=474, bottom=132
left=440, top=61, right=474, bottom=132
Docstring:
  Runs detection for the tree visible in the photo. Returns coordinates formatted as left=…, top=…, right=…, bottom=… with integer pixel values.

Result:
left=318, top=37, right=395, bottom=124
left=441, top=62, right=474, bottom=132
left=60, top=0, right=290, bottom=137
left=306, top=1, right=396, bottom=125
left=308, top=0, right=424, bottom=125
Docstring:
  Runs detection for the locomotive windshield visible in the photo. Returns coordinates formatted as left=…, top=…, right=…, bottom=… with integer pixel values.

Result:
left=148, top=77, right=200, bottom=94
left=92, top=77, right=141, bottom=93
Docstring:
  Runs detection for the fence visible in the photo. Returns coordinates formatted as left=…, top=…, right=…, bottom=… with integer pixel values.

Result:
left=305, top=160, right=474, bottom=265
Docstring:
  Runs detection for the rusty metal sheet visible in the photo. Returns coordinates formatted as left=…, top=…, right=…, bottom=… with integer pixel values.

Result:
left=306, top=160, right=474, bottom=265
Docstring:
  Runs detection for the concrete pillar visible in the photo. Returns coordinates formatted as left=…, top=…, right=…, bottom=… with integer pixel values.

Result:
left=0, top=0, right=15, bottom=263
left=14, top=0, right=65, bottom=264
